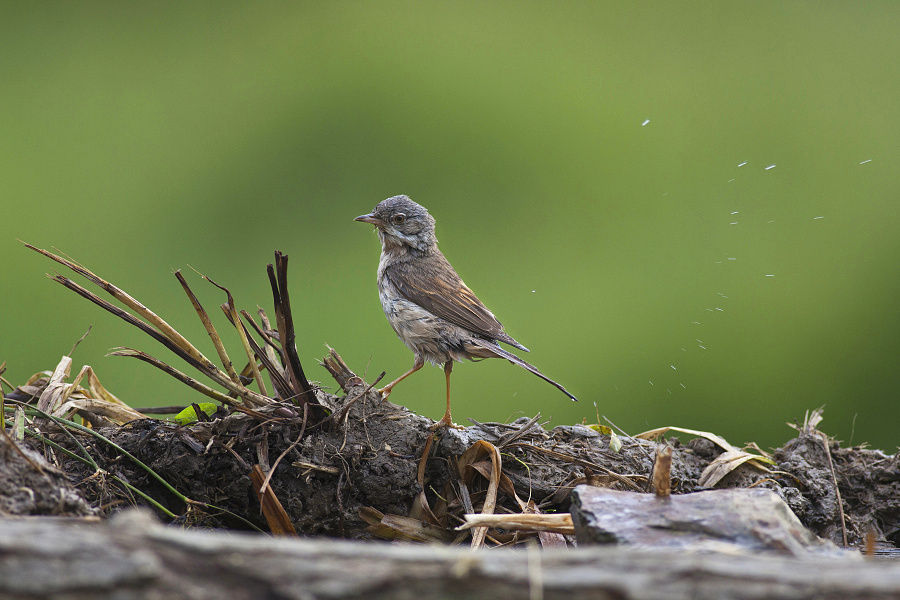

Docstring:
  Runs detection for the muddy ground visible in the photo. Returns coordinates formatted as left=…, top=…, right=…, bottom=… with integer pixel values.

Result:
left=3, top=355, right=898, bottom=552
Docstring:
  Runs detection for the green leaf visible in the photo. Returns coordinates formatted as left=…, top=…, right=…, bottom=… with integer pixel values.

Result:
left=174, top=403, right=218, bottom=425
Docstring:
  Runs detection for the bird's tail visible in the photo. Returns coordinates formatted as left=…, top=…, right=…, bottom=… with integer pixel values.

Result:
left=470, top=339, right=577, bottom=402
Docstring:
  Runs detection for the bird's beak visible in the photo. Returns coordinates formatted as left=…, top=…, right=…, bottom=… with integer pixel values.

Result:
left=354, top=213, right=382, bottom=227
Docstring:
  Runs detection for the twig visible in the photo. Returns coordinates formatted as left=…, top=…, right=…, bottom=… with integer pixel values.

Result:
left=506, top=442, right=643, bottom=491
left=820, top=432, right=848, bottom=547
left=496, top=413, right=543, bottom=449
left=336, top=471, right=346, bottom=538
left=258, top=404, right=309, bottom=498
left=334, top=372, right=385, bottom=428
left=68, top=326, right=92, bottom=357
left=417, top=432, right=435, bottom=489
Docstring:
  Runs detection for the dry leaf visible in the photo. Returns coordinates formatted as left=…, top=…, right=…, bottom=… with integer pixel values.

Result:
left=250, top=464, right=297, bottom=536
left=698, top=449, right=772, bottom=488
left=457, top=513, right=574, bottom=536
left=636, top=425, right=775, bottom=473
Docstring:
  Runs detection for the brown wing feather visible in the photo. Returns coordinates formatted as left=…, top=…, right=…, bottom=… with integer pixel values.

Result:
left=384, top=251, right=527, bottom=350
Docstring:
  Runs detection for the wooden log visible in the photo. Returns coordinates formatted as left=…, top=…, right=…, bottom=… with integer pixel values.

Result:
left=0, top=509, right=896, bottom=600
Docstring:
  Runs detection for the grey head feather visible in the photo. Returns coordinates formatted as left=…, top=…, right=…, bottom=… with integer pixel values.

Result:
left=371, top=195, right=437, bottom=253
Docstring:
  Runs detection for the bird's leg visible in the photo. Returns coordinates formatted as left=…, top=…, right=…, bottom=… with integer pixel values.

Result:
left=433, top=360, right=463, bottom=429
left=377, top=355, right=424, bottom=400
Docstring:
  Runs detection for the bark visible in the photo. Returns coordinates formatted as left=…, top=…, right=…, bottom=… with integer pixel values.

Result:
left=0, top=509, right=897, bottom=600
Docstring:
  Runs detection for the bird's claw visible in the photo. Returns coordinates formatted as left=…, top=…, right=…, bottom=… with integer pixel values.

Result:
left=375, top=387, right=391, bottom=401
left=431, top=414, right=465, bottom=431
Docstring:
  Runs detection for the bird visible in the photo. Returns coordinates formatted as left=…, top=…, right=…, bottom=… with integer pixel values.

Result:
left=355, top=195, right=576, bottom=428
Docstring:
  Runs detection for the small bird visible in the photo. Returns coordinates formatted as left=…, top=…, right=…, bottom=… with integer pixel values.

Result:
left=355, top=195, right=576, bottom=428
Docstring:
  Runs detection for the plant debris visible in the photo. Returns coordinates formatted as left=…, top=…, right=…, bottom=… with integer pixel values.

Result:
left=2, top=244, right=899, bottom=554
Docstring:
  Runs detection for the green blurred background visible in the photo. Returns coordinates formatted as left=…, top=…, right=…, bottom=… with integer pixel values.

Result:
left=2, top=2, right=898, bottom=450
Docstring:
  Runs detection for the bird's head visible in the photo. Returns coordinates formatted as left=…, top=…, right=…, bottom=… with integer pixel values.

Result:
left=355, top=195, right=437, bottom=253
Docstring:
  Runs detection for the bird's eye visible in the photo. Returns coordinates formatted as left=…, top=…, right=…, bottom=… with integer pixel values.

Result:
left=392, top=213, right=406, bottom=225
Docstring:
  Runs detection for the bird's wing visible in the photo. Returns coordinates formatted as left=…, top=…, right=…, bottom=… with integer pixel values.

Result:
left=383, top=252, right=527, bottom=350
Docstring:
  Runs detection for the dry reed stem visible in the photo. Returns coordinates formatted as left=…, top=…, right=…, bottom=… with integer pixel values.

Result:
left=107, top=348, right=242, bottom=408
left=174, top=270, right=241, bottom=387
left=200, top=274, right=268, bottom=398
left=26, top=245, right=220, bottom=380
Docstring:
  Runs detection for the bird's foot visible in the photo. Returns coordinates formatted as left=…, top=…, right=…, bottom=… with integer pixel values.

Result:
left=431, top=412, right=465, bottom=431
left=375, top=386, right=391, bottom=402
